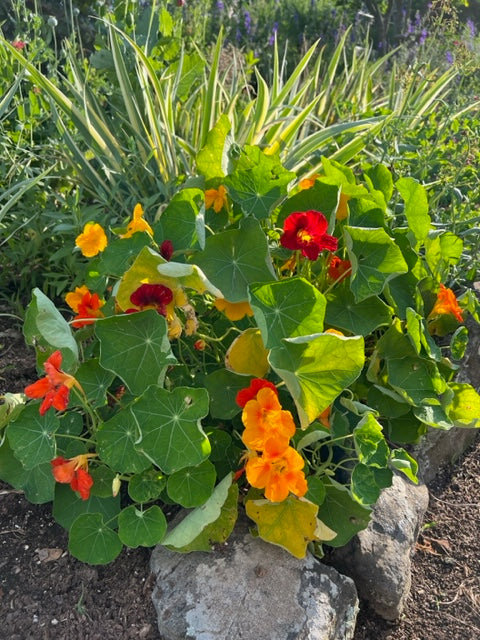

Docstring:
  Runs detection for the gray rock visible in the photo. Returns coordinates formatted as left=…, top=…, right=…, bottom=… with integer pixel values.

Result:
left=150, top=513, right=359, bottom=640
left=328, top=474, right=429, bottom=620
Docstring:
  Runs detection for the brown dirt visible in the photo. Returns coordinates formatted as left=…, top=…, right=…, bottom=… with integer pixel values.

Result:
left=1, top=311, right=479, bottom=640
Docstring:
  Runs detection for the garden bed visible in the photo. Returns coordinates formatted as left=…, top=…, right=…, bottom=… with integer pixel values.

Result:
left=1, top=313, right=479, bottom=639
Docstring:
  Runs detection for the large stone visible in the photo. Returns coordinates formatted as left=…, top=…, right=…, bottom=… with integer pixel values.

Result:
left=328, top=474, right=429, bottom=620
left=150, top=513, right=359, bottom=640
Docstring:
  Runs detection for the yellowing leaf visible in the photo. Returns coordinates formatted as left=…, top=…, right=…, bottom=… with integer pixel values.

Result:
left=225, top=328, right=269, bottom=377
left=245, top=496, right=321, bottom=558
left=448, top=383, right=480, bottom=428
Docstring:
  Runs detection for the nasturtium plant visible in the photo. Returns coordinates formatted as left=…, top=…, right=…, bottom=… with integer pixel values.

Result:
left=1, top=127, right=479, bottom=565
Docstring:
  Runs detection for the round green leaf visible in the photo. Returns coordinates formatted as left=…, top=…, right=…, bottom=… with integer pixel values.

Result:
left=69, top=513, right=123, bottom=564
left=95, top=310, right=176, bottom=395
left=128, top=468, right=166, bottom=503
left=8, top=403, right=59, bottom=470
left=97, top=408, right=151, bottom=474
left=167, top=460, right=216, bottom=508
left=53, top=483, right=121, bottom=530
left=118, top=505, right=167, bottom=548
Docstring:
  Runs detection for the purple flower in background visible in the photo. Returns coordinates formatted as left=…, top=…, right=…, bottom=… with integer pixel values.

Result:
left=216, top=0, right=224, bottom=9
left=414, top=11, right=421, bottom=27
left=419, top=29, right=428, bottom=45
left=244, top=10, right=252, bottom=35
left=466, top=19, right=476, bottom=38
left=407, top=20, right=414, bottom=35
left=268, top=22, right=279, bottom=46
left=446, top=51, right=454, bottom=65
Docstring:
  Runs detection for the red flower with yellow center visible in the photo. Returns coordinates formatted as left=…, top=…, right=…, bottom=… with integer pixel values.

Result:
left=127, top=283, right=174, bottom=317
left=65, top=285, right=105, bottom=328
left=51, top=454, right=96, bottom=500
left=280, top=210, right=338, bottom=260
left=241, top=387, right=296, bottom=451
left=327, top=256, right=352, bottom=283
left=24, top=350, right=81, bottom=415
left=236, top=378, right=278, bottom=408
left=245, top=439, right=308, bottom=503
left=428, top=284, right=463, bottom=323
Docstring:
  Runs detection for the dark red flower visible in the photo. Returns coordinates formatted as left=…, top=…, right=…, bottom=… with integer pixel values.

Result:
left=160, top=240, right=174, bottom=261
left=129, top=283, right=173, bottom=316
left=280, top=210, right=338, bottom=260
left=236, top=378, right=278, bottom=408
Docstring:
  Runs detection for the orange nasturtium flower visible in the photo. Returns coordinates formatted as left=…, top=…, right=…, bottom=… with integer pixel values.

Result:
left=298, top=173, right=320, bottom=191
left=24, top=350, right=82, bottom=415
left=428, top=284, right=463, bottom=323
left=205, top=185, right=228, bottom=213
left=236, top=378, right=278, bottom=408
left=241, top=387, right=296, bottom=452
left=214, top=298, right=254, bottom=321
left=75, top=222, right=108, bottom=257
left=65, top=285, right=105, bottom=328
left=245, top=438, right=308, bottom=503
left=120, top=203, right=153, bottom=238
left=328, top=256, right=352, bottom=283
left=51, top=454, right=96, bottom=500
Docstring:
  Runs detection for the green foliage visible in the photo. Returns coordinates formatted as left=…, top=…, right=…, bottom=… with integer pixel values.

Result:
left=2, top=140, right=479, bottom=563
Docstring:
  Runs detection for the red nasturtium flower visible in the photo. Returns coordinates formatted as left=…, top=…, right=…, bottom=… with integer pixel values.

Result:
left=12, top=39, right=26, bottom=50
left=51, top=454, right=96, bottom=500
left=236, top=378, right=278, bottom=408
left=160, top=239, right=174, bottom=261
left=127, top=283, right=174, bottom=316
left=428, top=284, right=463, bottom=323
left=24, top=350, right=81, bottom=415
left=280, top=210, right=338, bottom=260
left=65, top=285, right=105, bottom=328
left=327, top=256, right=352, bottom=283
left=241, top=387, right=296, bottom=452
left=245, top=439, right=308, bottom=503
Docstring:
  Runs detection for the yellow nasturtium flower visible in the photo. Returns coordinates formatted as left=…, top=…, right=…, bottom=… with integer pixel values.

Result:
left=75, top=222, right=108, bottom=257
left=335, top=191, right=351, bottom=221
left=298, top=173, right=320, bottom=191
left=205, top=185, right=228, bottom=213
left=121, top=203, right=153, bottom=238
left=214, top=298, right=254, bottom=321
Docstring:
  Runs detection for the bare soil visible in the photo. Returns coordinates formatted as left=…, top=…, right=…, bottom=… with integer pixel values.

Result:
left=1, top=312, right=479, bottom=640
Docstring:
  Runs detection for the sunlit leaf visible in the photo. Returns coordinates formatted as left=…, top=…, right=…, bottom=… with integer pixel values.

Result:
left=250, top=278, right=326, bottom=348
left=396, top=177, right=430, bottom=245
left=353, top=413, right=389, bottom=468
left=389, top=448, right=419, bottom=484
left=448, top=383, right=480, bottom=428
left=24, top=288, right=78, bottom=369
left=269, top=333, right=364, bottom=428
left=225, top=328, right=269, bottom=377
left=245, top=496, right=321, bottom=558
left=196, top=114, right=232, bottom=180
left=224, top=145, right=294, bottom=218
